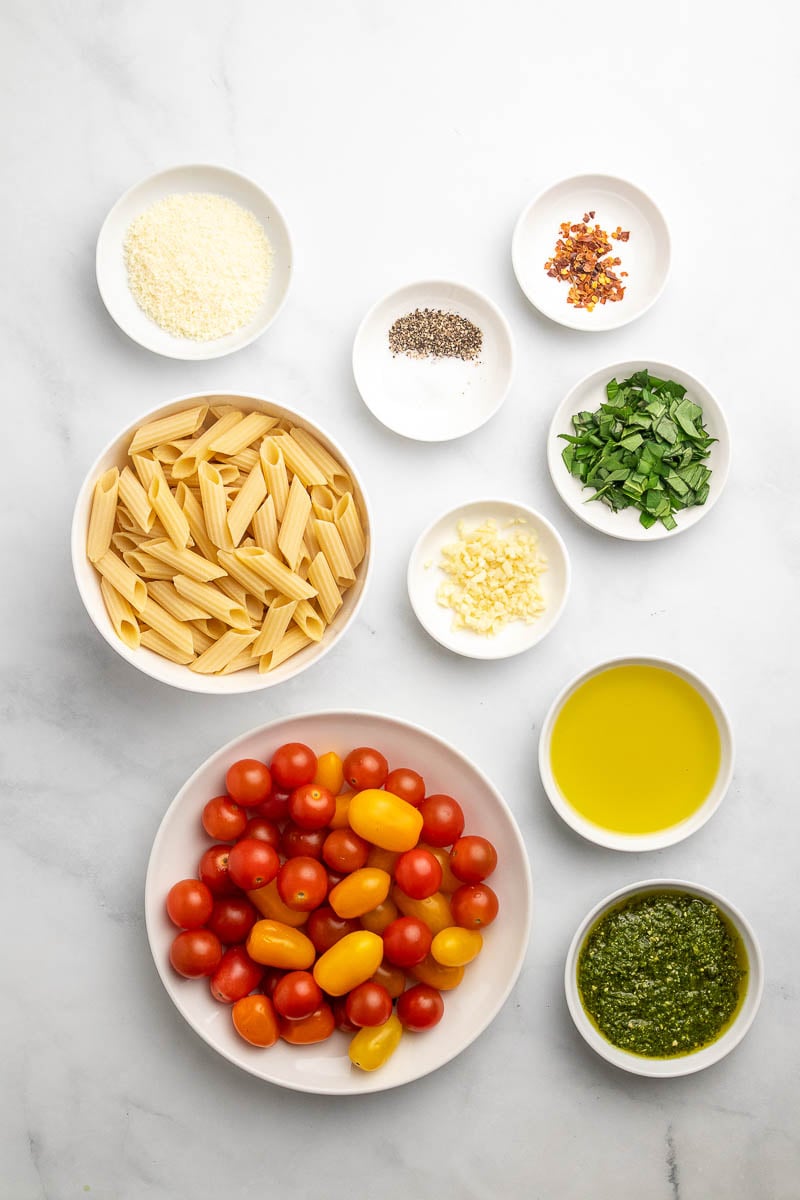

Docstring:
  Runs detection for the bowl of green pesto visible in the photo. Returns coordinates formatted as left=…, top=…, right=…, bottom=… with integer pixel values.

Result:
left=564, top=880, right=763, bottom=1077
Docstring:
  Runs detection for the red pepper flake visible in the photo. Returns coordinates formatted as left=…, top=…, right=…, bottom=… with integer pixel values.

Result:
left=543, top=215, right=631, bottom=311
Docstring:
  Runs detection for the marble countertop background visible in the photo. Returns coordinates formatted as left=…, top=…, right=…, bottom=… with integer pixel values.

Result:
left=3, top=2, right=798, bottom=1197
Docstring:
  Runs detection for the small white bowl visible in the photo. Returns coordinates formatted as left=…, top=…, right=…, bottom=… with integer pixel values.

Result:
left=408, top=499, right=570, bottom=660
left=564, top=879, right=764, bottom=1077
left=512, top=174, right=670, bottom=331
left=145, top=710, right=533, bottom=1095
left=71, top=392, right=372, bottom=694
left=352, top=280, right=515, bottom=441
left=547, top=359, right=731, bottom=541
left=539, top=656, right=734, bottom=851
left=96, top=164, right=292, bottom=359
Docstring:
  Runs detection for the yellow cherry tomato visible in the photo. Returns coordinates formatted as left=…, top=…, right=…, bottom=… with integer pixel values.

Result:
left=314, top=751, right=344, bottom=796
left=360, top=898, right=399, bottom=935
left=391, top=886, right=453, bottom=934
left=419, top=844, right=461, bottom=893
left=366, top=845, right=399, bottom=873
left=246, top=920, right=315, bottom=969
left=370, top=960, right=406, bottom=999
left=247, top=879, right=308, bottom=927
left=313, top=930, right=383, bottom=995
left=410, top=954, right=465, bottom=991
left=329, top=868, right=391, bottom=919
left=349, top=1013, right=403, bottom=1071
left=431, top=926, right=483, bottom=967
left=348, top=789, right=423, bottom=853
left=329, top=791, right=354, bottom=830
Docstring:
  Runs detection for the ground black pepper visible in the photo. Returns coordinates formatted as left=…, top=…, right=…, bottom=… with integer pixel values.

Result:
left=388, top=309, right=482, bottom=361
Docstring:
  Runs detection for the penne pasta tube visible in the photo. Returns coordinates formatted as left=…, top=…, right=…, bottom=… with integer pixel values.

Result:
left=190, top=629, right=257, bottom=675
left=209, top=402, right=238, bottom=419
left=258, top=627, right=313, bottom=673
left=152, top=439, right=194, bottom=464
left=245, top=593, right=264, bottom=624
left=219, top=648, right=260, bottom=674
left=172, top=411, right=243, bottom=479
left=334, top=493, right=367, bottom=567
left=252, top=496, right=279, bottom=555
left=141, top=629, right=196, bottom=665
left=114, top=506, right=138, bottom=533
left=140, top=595, right=195, bottom=657
left=330, top=473, right=353, bottom=498
left=310, top=484, right=336, bottom=521
left=234, top=547, right=317, bottom=601
left=216, top=550, right=275, bottom=604
left=140, top=538, right=226, bottom=582
left=278, top=474, right=312, bottom=571
left=111, top=531, right=146, bottom=555
left=175, top=482, right=218, bottom=563
left=308, top=551, right=343, bottom=624
left=122, top=550, right=175, bottom=581
left=252, top=596, right=297, bottom=656
left=147, top=475, right=191, bottom=548
left=215, top=575, right=248, bottom=606
left=198, top=462, right=234, bottom=551
left=292, top=599, right=325, bottom=642
left=127, top=405, right=208, bottom=455
left=173, top=575, right=251, bottom=629
left=227, top=462, right=267, bottom=546
left=289, top=427, right=350, bottom=492
left=131, top=454, right=159, bottom=491
left=272, top=432, right=327, bottom=486
left=86, top=468, right=119, bottom=562
left=260, top=438, right=289, bottom=520
left=100, top=578, right=140, bottom=649
left=217, top=464, right=239, bottom=486
left=146, top=581, right=213, bottom=622
left=221, top=446, right=259, bottom=473
left=118, top=466, right=155, bottom=533
left=189, top=623, right=216, bottom=654
left=95, top=550, right=146, bottom=611
left=209, top=412, right=277, bottom=456
left=313, top=519, right=356, bottom=586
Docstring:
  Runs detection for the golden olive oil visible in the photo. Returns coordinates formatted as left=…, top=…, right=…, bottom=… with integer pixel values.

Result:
left=550, top=665, right=721, bottom=835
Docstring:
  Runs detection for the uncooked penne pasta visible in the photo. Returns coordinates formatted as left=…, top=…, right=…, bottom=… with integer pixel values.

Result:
left=217, top=464, right=239, bottom=486
left=189, top=623, right=216, bottom=654
left=227, top=462, right=267, bottom=546
left=245, top=594, right=264, bottom=624
left=190, top=629, right=257, bottom=674
left=252, top=596, right=297, bottom=656
left=127, top=405, right=208, bottom=455
left=175, top=483, right=218, bottom=563
left=122, top=550, right=175, bottom=581
left=86, top=468, right=119, bottom=562
left=252, top=495, right=278, bottom=555
left=334, top=493, right=366, bottom=567
left=95, top=550, right=146, bottom=611
left=141, top=538, right=226, bottom=582
left=131, top=454, right=159, bottom=491
left=198, top=462, right=234, bottom=551
left=216, top=575, right=248, bottom=606
left=146, top=581, right=213, bottom=623
left=171, top=411, right=243, bottom=479
left=258, top=627, right=313, bottom=673
left=313, top=519, right=356, bottom=586
left=111, top=531, right=146, bottom=555
left=272, top=432, right=327, bottom=486
left=147, top=475, right=191, bottom=548
left=278, top=474, right=312, bottom=571
left=290, top=427, right=350, bottom=492
left=216, top=549, right=274, bottom=605
left=292, top=599, right=325, bottom=642
left=141, top=629, right=196, bottom=665
left=330, top=473, right=352, bottom=498
left=219, top=648, right=261, bottom=674
left=260, top=438, right=289, bottom=521
left=234, top=547, right=317, bottom=602
left=100, top=578, right=140, bottom=649
left=151, top=439, right=194, bottom=464
left=173, top=575, right=251, bottom=630
left=210, top=412, right=277, bottom=456
left=222, top=446, right=260, bottom=473
left=118, top=465, right=155, bottom=533
left=209, top=402, right=239, bottom=419
left=310, top=485, right=336, bottom=521
left=140, top=595, right=194, bottom=657
left=308, top=551, right=343, bottom=624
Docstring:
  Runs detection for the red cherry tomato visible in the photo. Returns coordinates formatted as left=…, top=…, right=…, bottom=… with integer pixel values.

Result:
left=253, top=791, right=291, bottom=823
left=397, top=983, right=444, bottom=1031
left=281, top=824, right=326, bottom=861
left=166, top=879, right=214, bottom=929
left=202, top=795, right=247, bottom=841
left=273, top=970, right=323, bottom=1020
left=227, top=838, right=280, bottom=890
left=169, top=929, right=222, bottom=978
left=288, top=784, right=335, bottom=831
left=343, top=746, right=388, bottom=790
left=451, top=883, right=499, bottom=929
left=210, top=945, right=264, bottom=1003
left=384, top=767, right=426, bottom=807
left=198, top=845, right=238, bottom=897
left=332, top=995, right=358, bottom=1032
left=382, top=916, right=432, bottom=968
left=270, top=743, right=317, bottom=791
left=242, top=816, right=281, bottom=849
left=207, top=897, right=258, bottom=944
left=345, top=981, right=393, bottom=1028
left=279, top=1004, right=335, bottom=1045
left=450, top=836, right=498, bottom=884
left=394, top=847, right=442, bottom=900
left=225, top=759, right=272, bottom=808
left=306, top=906, right=360, bottom=954
left=277, top=857, right=329, bottom=911
left=261, top=967, right=285, bottom=998
left=418, top=794, right=465, bottom=847
left=322, top=828, right=369, bottom=873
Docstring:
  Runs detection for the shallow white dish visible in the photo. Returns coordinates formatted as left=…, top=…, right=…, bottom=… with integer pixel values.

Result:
left=407, top=499, right=570, bottom=660
left=71, top=392, right=372, bottom=694
left=144, top=711, right=533, bottom=1095
left=564, top=878, right=763, bottom=1077
left=512, top=174, right=670, bottom=331
left=539, top=655, right=734, bottom=852
left=352, top=280, right=514, bottom=441
left=96, top=164, right=292, bottom=359
left=547, top=359, right=730, bottom=541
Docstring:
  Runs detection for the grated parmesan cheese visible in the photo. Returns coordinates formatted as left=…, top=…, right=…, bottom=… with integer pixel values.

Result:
left=123, top=193, right=273, bottom=341
left=436, top=518, right=548, bottom=635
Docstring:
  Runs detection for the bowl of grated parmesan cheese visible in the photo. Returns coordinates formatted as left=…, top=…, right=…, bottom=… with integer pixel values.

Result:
left=96, top=164, right=292, bottom=359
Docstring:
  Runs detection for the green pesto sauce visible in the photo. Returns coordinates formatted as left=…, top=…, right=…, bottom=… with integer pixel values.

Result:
left=577, top=892, right=746, bottom=1058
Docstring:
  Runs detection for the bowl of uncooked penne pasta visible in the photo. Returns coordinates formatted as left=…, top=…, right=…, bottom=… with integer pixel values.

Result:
left=71, top=392, right=373, bottom=692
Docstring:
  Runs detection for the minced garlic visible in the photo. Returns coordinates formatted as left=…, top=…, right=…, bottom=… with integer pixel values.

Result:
left=124, top=193, right=273, bottom=341
left=436, top=518, right=547, bottom=635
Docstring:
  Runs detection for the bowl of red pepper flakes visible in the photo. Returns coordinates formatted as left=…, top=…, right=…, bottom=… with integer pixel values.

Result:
left=512, top=174, right=671, bottom=332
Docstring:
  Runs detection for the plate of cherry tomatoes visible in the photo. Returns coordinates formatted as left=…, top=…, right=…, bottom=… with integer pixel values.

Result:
left=145, top=711, right=532, bottom=1094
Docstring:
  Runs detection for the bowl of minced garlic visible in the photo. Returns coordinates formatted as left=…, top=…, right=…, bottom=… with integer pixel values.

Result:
left=96, top=164, right=292, bottom=359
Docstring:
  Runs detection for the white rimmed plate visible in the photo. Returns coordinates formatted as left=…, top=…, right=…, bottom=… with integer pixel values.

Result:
left=352, top=280, right=514, bottom=441
left=512, top=174, right=670, bottom=331
left=408, top=499, right=570, bottom=659
left=96, top=164, right=292, bottom=359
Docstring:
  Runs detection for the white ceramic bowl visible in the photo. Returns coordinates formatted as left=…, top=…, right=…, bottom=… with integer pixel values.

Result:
left=352, top=280, right=515, bottom=441
left=144, top=710, right=533, bottom=1094
left=408, top=499, right=570, bottom=660
left=564, top=879, right=763, bottom=1077
left=512, top=173, right=670, bottom=331
left=96, top=164, right=292, bottom=359
left=547, top=360, right=730, bottom=541
left=539, top=656, right=734, bottom=851
left=71, top=392, right=372, bottom=694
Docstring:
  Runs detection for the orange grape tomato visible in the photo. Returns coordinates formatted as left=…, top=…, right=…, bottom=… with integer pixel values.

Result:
left=419, top=846, right=461, bottom=893
left=232, top=994, right=279, bottom=1047
left=312, top=931, right=384, bottom=995
left=359, top=899, right=399, bottom=935
left=349, top=789, right=423, bottom=852
left=247, top=879, right=309, bottom=927
left=370, top=960, right=406, bottom=999
left=431, top=926, right=483, bottom=967
left=329, top=792, right=354, bottom=830
left=366, top=845, right=399, bottom=873
left=314, top=751, right=345, bottom=796
left=279, top=1003, right=336, bottom=1045
left=410, top=954, right=465, bottom=992
left=329, top=868, right=391, bottom=919
left=391, top=886, right=453, bottom=934
left=246, top=920, right=316, bottom=970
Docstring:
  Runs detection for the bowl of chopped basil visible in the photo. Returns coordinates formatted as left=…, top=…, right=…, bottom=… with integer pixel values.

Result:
left=564, top=880, right=763, bottom=1077
left=547, top=362, right=730, bottom=540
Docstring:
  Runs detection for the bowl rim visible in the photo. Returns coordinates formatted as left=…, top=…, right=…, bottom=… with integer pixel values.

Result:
left=538, top=654, right=734, bottom=850
left=70, top=390, right=373, bottom=694
left=546, top=358, right=731, bottom=542
left=351, top=277, right=516, bottom=442
left=564, top=877, right=764, bottom=1077
left=511, top=171, right=672, bottom=332
left=406, top=496, right=571, bottom=659
left=95, top=162, right=293, bottom=360
left=144, top=708, right=534, bottom=1094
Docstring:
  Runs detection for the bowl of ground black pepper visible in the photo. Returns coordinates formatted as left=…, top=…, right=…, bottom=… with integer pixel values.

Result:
left=352, top=280, right=514, bottom=440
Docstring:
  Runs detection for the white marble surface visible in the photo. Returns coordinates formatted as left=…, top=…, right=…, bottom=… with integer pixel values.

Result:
left=3, top=2, right=798, bottom=1197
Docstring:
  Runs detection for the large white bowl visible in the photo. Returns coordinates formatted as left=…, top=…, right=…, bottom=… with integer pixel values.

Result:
left=564, top=879, right=764, bottom=1077
left=71, top=392, right=372, bottom=694
left=144, top=711, right=533, bottom=1095
left=538, top=656, right=734, bottom=851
